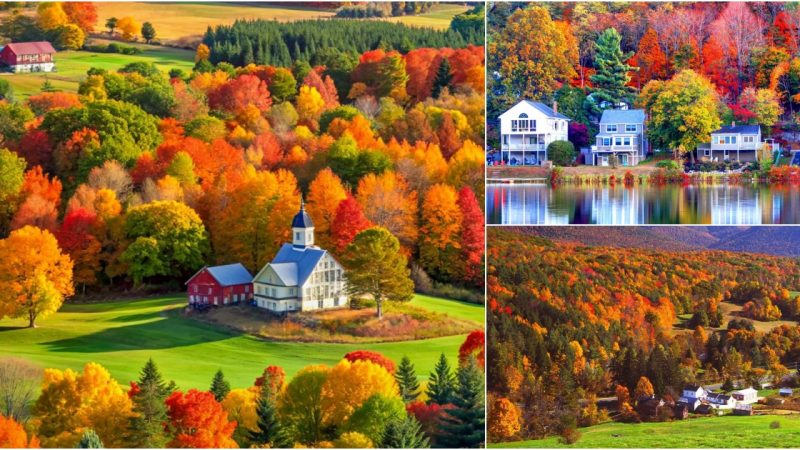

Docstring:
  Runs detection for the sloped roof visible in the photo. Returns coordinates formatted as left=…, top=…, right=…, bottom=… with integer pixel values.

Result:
left=270, top=262, right=298, bottom=286
left=713, top=124, right=761, bottom=134
left=600, top=109, right=645, bottom=124
left=270, top=244, right=326, bottom=287
left=523, top=100, right=571, bottom=120
left=186, top=263, right=253, bottom=286
left=5, top=41, right=56, bottom=55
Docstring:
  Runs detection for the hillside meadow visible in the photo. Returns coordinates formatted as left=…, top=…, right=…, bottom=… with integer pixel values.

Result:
left=492, top=416, right=800, bottom=448
left=1, top=40, right=194, bottom=98
left=0, top=294, right=482, bottom=390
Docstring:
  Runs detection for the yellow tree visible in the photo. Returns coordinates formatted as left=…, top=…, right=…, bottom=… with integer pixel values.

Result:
left=222, top=388, right=259, bottom=444
left=296, top=85, right=326, bottom=130
left=634, top=376, right=655, bottom=402
left=320, top=359, right=400, bottom=427
left=488, top=396, right=521, bottom=441
left=0, top=226, right=73, bottom=328
left=37, top=3, right=68, bottom=30
left=306, top=168, right=347, bottom=249
left=447, top=140, right=485, bottom=206
left=278, top=365, right=331, bottom=446
left=195, top=43, right=211, bottom=62
left=34, top=362, right=134, bottom=448
left=355, top=171, right=418, bottom=252
left=116, top=16, right=140, bottom=41
left=419, top=183, right=463, bottom=282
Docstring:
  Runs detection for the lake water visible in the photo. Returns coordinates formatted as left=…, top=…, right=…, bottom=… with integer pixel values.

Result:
left=486, top=183, right=800, bottom=225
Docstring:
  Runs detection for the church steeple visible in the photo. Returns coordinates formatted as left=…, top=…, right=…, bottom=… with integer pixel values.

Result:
left=291, top=198, right=314, bottom=248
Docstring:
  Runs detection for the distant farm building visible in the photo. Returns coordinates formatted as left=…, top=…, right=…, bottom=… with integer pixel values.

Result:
left=733, top=404, right=754, bottom=416
left=779, top=388, right=794, bottom=397
left=0, top=41, right=56, bottom=72
left=732, top=388, right=758, bottom=405
left=186, top=263, right=253, bottom=307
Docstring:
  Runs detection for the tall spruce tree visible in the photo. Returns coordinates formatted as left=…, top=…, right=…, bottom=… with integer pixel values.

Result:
left=590, top=27, right=636, bottom=109
left=249, top=383, right=291, bottom=448
left=431, top=57, right=452, bottom=98
left=210, top=369, right=231, bottom=402
left=127, top=359, right=176, bottom=448
left=436, top=357, right=485, bottom=448
left=395, top=356, right=420, bottom=402
left=77, top=429, right=103, bottom=448
left=382, top=414, right=430, bottom=448
left=426, top=353, right=456, bottom=405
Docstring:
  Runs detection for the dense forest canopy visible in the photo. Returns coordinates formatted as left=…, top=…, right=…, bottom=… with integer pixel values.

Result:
left=203, top=11, right=485, bottom=68
left=488, top=228, right=800, bottom=442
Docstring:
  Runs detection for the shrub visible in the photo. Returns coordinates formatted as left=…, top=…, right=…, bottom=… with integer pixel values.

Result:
left=547, top=140, right=575, bottom=166
left=623, top=170, right=635, bottom=186
left=549, top=166, right=564, bottom=186
left=656, top=159, right=681, bottom=170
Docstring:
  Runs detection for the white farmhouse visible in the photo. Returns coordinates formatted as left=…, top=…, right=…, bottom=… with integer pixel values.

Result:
left=252, top=201, right=347, bottom=314
left=498, top=100, right=570, bottom=165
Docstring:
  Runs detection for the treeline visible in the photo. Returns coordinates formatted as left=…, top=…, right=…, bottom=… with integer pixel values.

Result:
left=335, top=2, right=434, bottom=18
left=487, top=228, right=800, bottom=442
left=202, top=18, right=483, bottom=68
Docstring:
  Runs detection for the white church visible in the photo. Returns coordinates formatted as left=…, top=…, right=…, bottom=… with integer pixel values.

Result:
left=252, top=201, right=348, bottom=314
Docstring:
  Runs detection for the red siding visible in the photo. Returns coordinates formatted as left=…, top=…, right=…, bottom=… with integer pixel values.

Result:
left=0, top=47, right=16, bottom=66
left=0, top=47, right=55, bottom=66
left=186, top=268, right=252, bottom=306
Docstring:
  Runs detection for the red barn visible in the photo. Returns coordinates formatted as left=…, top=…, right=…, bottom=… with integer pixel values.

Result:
left=0, top=42, right=56, bottom=73
left=186, top=263, right=253, bottom=307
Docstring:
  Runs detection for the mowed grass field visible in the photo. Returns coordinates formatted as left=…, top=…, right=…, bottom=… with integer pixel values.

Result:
left=0, top=294, right=482, bottom=390
left=1, top=41, right=194, bottom=98
left=491, top=416, right=800, bottom=448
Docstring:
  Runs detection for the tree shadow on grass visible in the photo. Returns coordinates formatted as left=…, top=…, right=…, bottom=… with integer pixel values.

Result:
left=41, top=315, right=243, bottom=353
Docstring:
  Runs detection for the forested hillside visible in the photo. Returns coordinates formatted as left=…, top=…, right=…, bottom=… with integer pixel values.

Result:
left=488, top=228, right=800, bottom=443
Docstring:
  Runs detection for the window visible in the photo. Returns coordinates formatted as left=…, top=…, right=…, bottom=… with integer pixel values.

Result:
left=606, top=124, right=618, bottom=132
left=731, top=136, right=737, bottom=144
left=614, top=137, right=623, bottom=146
left=602, top=138, right=611, bottom=146
left=271, top=288, right=276, bottom=297
left=623, top=137, right=631, bottom=146
left=318, top=300, right=324, bottom=309
left=553, top=121, right=558, bottom=131
left=295, top=231, right=300, bottom=240
left=704, top=149, right=711, bottom=156
left=503, top=135, right=509, bottom=144
left=335, top=298, right=340, bottom=307
left=625, top=124, right=637, bottom=132
left=744, top=136, right=755, bottom=143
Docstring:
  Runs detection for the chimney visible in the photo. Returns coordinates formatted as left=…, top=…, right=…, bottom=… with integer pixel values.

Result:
left=553, top=101, right=558, bottom=114
left=732, top=121, right=736, bottom=127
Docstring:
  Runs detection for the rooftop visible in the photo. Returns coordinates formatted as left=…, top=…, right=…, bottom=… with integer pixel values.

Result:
left=4, top=41, right=56, bottom=55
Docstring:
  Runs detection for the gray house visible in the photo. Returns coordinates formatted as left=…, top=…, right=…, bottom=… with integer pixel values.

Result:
left=696, top=123, right=763, bottom=163
left=591, top=109, right=648, bottom=166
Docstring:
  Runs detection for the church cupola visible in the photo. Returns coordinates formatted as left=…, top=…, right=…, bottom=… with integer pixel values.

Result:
left=291, top=199, right=314, bottom=248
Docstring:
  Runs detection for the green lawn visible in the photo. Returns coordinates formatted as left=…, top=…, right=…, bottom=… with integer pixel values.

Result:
left=0, top=294, right=482, bottom=390
left=492, top=416, right=800, bottom=448
left=2, top=43, right=194, bottom=98
left=409, top=294, right=484, bottom=323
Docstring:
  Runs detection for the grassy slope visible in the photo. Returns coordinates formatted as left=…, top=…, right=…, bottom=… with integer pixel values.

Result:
left=409, top=294, right=484, bottom=323
left=2, top=42, right=194, bottom=98
left=0, top=294, right=482, bottom=390
left=492, top=416, right=800, bottom=448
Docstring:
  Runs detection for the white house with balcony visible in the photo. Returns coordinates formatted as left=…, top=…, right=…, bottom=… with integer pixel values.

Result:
left=251, top=201, right=348, bottom=314
left=696, top=122, right=778, bottom=163
left=591, top=109, right=648, bottom=166
left=498, top=100, right=570, bottom=165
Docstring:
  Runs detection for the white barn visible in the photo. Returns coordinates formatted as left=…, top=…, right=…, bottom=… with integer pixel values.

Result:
left=498, top=100, right=570, bottom=165
left=252, top=201, right=348, bottom=314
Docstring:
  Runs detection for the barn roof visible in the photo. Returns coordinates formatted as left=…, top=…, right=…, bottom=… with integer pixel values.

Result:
left=600, top=109, right=645, bottom=124
left=270, top=262, right=298, bottom=286
left=271, top=244, right=326, bottom=287
left=712, top=124, right=761, bottom=135
left=186, top=263, right=253, bottom=286
left=5, top=41, right=56, bottom=55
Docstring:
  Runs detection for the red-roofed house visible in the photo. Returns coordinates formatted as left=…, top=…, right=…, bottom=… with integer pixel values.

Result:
left=0, top=41, right=56, bottom=73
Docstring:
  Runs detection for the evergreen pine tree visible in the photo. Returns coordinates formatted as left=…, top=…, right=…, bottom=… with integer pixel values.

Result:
left=249, top=383, right=291, bottom=448
left=210, top=369, right=231, bottom=402
left=382, top=414, right=430, bottom=448
left=127, top=359, right=176, bottom=448
left=395, top=356, right=420, bottom=402
left=590, top=27, right=636, bottom=109
left=426, top=353, right=456, bottom=405
left=436, top=357, right=485, bottom=448
left=431, top=57, right=452, bottom=98
left=77, top=429, right=103, bottom=448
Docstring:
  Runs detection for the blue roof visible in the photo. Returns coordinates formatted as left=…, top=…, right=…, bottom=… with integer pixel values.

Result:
left=291, top=204, right=313, bottom=228
left=201, top=263, right=253, bottom=286
left=523, top=100, right=571, bottom=120
left=271, top=243, right=326, bottom=286
left=713, top=124, right=760, bottom=135
left=600, top=109, right=645, bottom=124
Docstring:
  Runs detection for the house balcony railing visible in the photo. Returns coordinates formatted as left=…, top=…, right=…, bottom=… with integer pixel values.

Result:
left=594, top=145, right=638, bottom=152
left=501, top=145, right=546, bottom=152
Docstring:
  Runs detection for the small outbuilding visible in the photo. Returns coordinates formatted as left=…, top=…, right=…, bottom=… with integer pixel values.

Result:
left=694, top=404, right=714, bottom=415
left=673, top=402, right=689, bottom=420
left=733, top=404, right=754, bottom=416
left=732, top=387, right=758, bottom=405
left=186, top=263, right=253, bottom=307
left=779, top=388, right=794, bottom=398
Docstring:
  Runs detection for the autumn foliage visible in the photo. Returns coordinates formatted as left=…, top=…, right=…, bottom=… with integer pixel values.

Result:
left=165, top=389, right=238, bottom=448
